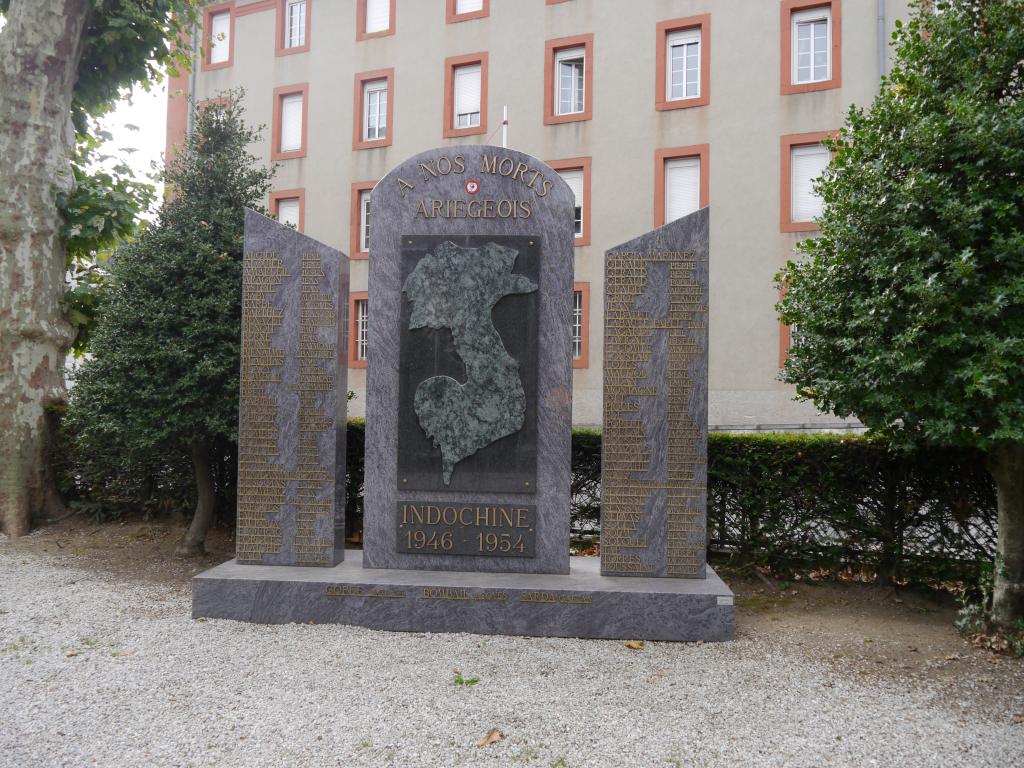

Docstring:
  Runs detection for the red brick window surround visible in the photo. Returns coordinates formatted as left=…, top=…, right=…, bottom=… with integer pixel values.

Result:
left=446, top=0, right=489, bottom=23
left=780, top=131, right=835, bottom=232
left=656, top=15, right=711, bottom=111
left=277, top=0, right=311, bottom=56
left=349, top=292, right=369, bottom=368
left=443, top=53, right=488, bottom=139
left=353, top=69, right=394, bottom=150
left=357, top=0, right=395, bottom=41
left=350, top=181, right=377, bottom=260
left=547, top=157, right=592, bottom=247
left=654, top=145, right=710, bottom=229
left=271, top=83, right=309, bottom=161
left=781, top=0, right=842, bottom=94
left=572, top=282, right=591, bottom=369
left=544, top=34, right=594, bottom=125
left=202, top=2, right=235, bottom=72
left=270, top=189, right=305, bottom=232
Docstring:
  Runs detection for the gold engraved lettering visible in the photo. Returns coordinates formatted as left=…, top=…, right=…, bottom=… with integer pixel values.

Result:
left=601, top=248, right=708, bottom=578
left=236, top=249, right=337, bottom=565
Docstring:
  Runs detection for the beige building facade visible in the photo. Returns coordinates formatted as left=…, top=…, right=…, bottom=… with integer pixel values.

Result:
left=169, top=0, right=914, bottom=429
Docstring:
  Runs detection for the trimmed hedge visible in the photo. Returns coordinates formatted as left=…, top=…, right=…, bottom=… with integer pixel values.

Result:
left=706, top=433, right=995, bottom=582
left=61, top=419, right=996, bottom=583
left=345, top=424, right=996, bottom=582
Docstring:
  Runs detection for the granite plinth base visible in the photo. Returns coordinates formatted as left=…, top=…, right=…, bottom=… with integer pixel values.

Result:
left=192, top=550, right=735, bottom=642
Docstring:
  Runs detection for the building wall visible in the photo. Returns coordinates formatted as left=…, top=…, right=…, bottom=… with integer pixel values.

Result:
left=177, top=0, right=912, bottom=429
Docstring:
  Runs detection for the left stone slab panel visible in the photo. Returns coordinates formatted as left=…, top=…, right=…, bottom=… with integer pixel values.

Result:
left=236, top=209, right=349, bottom=567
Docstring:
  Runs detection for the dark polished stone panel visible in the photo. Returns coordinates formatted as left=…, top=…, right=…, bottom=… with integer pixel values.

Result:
left=363, top=146, right=575, bottom=575
left=236, top=210, right=349, bottom=567
left=192, top=550, right=735, bottom=641
left=398, top=235, right=539, bottom=494
left=601, top=208, right=709, bottom=578
left=395, top=501, right=537, bottom=557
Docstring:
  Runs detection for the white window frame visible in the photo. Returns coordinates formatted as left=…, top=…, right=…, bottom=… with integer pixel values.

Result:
left=359, top=190, right=372, bottom=252
left=792, top=6, right=832, bottom=85
left=362, top=79, right=388, bottom=142
left=572, top=291, right=584, bottom=360
left=285, top=0, right=306, bottom=49
left=554, top=46, right=586, bottom=116
left=453, top=63, right=482, bottom=129
left=209, top=11, right=231, bottom=64
left=667, top=28, right=701, bottom=101
left=664, top=156, right=701, bottom=224
left=364, top=0, right=390, bottom=35
left=790, top=143, right=830, bottom=223
left=279, top=93, right=304, bottom=153
left=557, top=168, right=585, bottom=238
left=276, top=197, right=301, bottom=230
left=355, top=299, right=369, bottom=361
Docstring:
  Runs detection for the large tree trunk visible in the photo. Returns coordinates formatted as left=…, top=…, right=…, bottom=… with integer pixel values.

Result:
left=0, top=0, right=90, bottom=536
left=988, top=443, right=1024, bottom=630
left=176, top=442, right=217, bottom=557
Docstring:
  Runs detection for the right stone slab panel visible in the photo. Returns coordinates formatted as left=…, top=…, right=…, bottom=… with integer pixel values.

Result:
left=601, top=207, right=709, bottom=578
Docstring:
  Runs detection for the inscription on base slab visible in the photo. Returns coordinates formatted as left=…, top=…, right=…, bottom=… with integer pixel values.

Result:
left=396, top=502, right=536, bottom=557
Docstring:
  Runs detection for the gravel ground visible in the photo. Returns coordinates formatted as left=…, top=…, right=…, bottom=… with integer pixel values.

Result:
left=1, top=550, right=1022, bottom=768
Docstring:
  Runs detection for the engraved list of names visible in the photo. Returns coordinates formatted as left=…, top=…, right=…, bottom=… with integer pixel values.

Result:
left=236, top=210, right=346, bottom=567
left=600, top=210, right=709, bottom=579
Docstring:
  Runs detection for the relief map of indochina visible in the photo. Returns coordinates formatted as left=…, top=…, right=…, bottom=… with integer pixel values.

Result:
left=402, top=240, right=538, bottom=485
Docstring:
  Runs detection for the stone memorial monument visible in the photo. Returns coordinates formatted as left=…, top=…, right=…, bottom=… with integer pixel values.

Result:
left=601, top=208, right=709, bottom=579
left=192, top=150, right=733, bottom=642
left=234, top=210, right=348, bottom=566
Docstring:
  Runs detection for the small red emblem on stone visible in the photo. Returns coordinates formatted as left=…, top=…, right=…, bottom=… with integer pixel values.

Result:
left=465, top=179, right=480, bottom=195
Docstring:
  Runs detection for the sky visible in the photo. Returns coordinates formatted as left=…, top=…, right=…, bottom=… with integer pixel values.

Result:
left=98, top=81, right=170, bottom=203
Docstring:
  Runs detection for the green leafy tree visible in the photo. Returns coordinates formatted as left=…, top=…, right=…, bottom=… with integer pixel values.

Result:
left=68, top=96, right=273, bottom=555
left=0, top=0, right=197, bottom=536
left=778, top=0, right=1024, bottom=628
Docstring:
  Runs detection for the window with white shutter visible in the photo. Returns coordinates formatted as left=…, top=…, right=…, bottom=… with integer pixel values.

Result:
left=279, top=93, right=304, bottom=153
left=453, top=64, right=482, bottom=129
left=456, top=0, right=484, bottom=13
left=664, top=156, right=701, bottom=223
left=572, top=291, right=584, bottom=360
left=365, top=0, right=390, bottom=34
left=558, top=169, right=584, bottom=237
left=667, top=28, right=700, bottom=100
left=355, top=299, right=369, bottom=361
left=285, top=0, right=306, bottom=49
left=792, top=7, right=831, bottom=84
left=209, top=11, right=231, bottom=64
left=790, top=143, right=829, bottom=222
left=555, top=46, right=585, bottom=115
left=362, top=79, right=388, bottom=141
left=276, top=198, right=300, bottom=229
left=359, top=190, right=372, bottom=252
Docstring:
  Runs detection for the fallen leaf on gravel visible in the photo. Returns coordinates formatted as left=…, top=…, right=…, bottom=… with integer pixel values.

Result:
left=944, top=654, right=961, bottom=661
left=476, top=728, right=504, bottom=747
left=906, top=646, right=918, bottom=652
left=65, top=650, right=78, bottom=657
left=1012, top=715, right=1024, bottom=725
left=624, top=640, right=644, bottom=650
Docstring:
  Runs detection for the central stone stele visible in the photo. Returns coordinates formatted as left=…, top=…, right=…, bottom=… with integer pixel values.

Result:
left=192, top=146, right=734, bottom=642
left=364, top=147, right=571, bottom=575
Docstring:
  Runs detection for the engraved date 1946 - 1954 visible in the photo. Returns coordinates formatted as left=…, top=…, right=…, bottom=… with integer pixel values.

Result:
left=396, top=502, right=537, bottom=558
